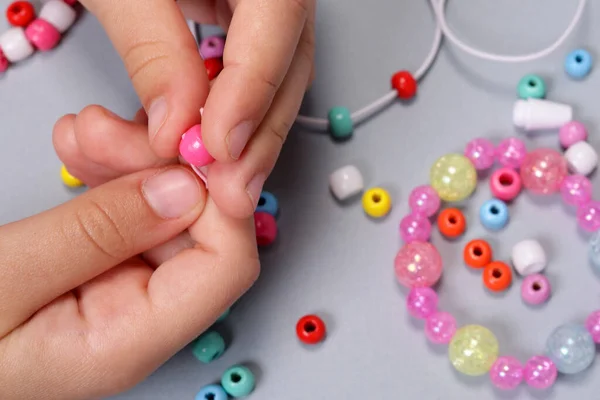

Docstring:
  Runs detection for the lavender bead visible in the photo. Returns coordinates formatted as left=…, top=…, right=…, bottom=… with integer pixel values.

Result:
left=490, top=356, right=524, bottom=390
left=400, top=213, right=432, bottom=243
left=465, top=138, right=495, bottom=170
left=408, top=185, right=441, bottom=217
left=560, top=175, right=592, bottom=207
left=497, top=137, right=527, bottom=169
left=199, top=35, right=225, bottom=59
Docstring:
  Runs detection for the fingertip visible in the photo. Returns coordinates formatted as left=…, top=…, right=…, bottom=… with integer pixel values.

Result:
left=206, top=163, right=257, bottom=219
left=52, top=113, right=77, bottom=159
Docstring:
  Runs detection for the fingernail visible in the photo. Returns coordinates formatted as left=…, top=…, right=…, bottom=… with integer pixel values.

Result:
left=143, top=168, right=201, bottom=219
left=226, top=121, right=254, bottom=160
left=246, top=173, right=266, bottom=208
left=147, top=97, right=168, bottom=140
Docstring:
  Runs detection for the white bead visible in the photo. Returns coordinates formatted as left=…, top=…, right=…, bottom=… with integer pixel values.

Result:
left=329, top=165, right=364, bottom=201
left=564, top=141, right=598, bottom=176
left=0, top=28, right=34, bottom=63
left=511, top=239, right=547, bottom=275
left=40, top=0, right=76, bottom=33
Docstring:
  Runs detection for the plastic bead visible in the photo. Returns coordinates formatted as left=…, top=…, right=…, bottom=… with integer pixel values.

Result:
left=513, top=98, right=573, bottom=131
left=463, top=239, right=492, bottom=269
left=436, top=208, right=466, bottom=238
left=520, top=148, right=567, bottom=195
left=362, top=187, right=391, bottom=218
left=60, top=164, right=83, bottom=187
left=195, top=384, right=228, bottom=400
left=0, top=27, right=34, bottom=63
left=39, top=0, right=76, bottom=33
left=296, top=314, right=326, bottom=345
left=25, top=19, right=61, bottom=51
left=217, top=308, right=230, bottom=322
left=560, top=175, right=592, bottom=207
left=546, top=323, right=595, bottom=374
left=585, top=310, right=600, bottom=343
left=408, top=185, right=440, bottom=217
left=6, top=1, right=35, bottom=27
left=256, top=191, right=278, bottom=217
left=254, top=212, right=277, bottom=246
left=430, top=154, right=477, bottom=202
left=565, top=49, right=593, bottom=80
left=63, top=0, right=77, bottom=5
left=329, top=165, right=363, bottom=201
left=490, top=168, right=521, bottom=202
left=406, top=287, right=438, bottom=319
left=192, top=331, right=226, bottom=363
left=399, top=213, right=431, bottom=243
left=425, top=311, right=457, bottom=344
left=496, top=137, right=527, bottom=169
left=394, top=241, right=443, bottom=288
left=490, top=356, right=524, bottom=391
left=524, top=356, right=557, bottom=389
left=0, top=49, right=8, bottom=73
left=464, top=138, right=495, bottom=170
left=221, top=365, right=255, bottom=398
left=511, top=239, right=547, bottom=276
left=483, top=261, right=512, bottom=292
left=521, top=274, right=551, bottom=305
left=328, top=107, right=353, bottom=140
left=204, top=57, right=223, bottom=81
left=559, top=121, right=587, bottom=148
left=479, top=199, right=509, bottom=231
left=517, top=74, right=546, bottom=99
left=564, top=141, right=598, bottom=176
left=589, top=231, right=600, bottom=273
left=391, top=70, right=417, bottom=99
left=449, top=325, right=499, bottom=376
left=179, top=124, right=215, bottom=167
left=577, top=201, right=600, bottom=232
left=199, top=35, right=225, bottom=59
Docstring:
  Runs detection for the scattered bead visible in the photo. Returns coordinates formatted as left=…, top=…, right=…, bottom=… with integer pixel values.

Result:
left=394, top=241, right=443, bottom=288
left=560, top=175, right=592, bottom=207
left=565, top=48, right=593, bottom=80
left=521, top=274, right=551, bottom=305
left=0, top=27, right=34, bottom=63
left=391, top=70, right=417, bottom=99
left=520, top=148, right=567, bottom=195
left=399, top=213, right=431, bottom=243
left=517, top=74, right=546, bottom=99
left=464, top=138, right=496, bottom=170
left=496, top=137, right=527, bottom=169
left=0, top=49, right=8, bottom=73
left=463, top=239, right=492, bottom=269
left=490, top=356, right=524, bottom=391
left=546, top=323, right=595, bottom=374
left=329, top=165, right=363, bottom=201
left=559, top=121, right=587, bottom=148
left=511, top=239, right=547, bottom=276
left=449, top=325, right=499, bottom=376
left=60, top=164, right=83, bottom=187
left=479, top=199, right=509, bottom=231
left=6, top=1, right=35, bottom=27
left=327, top=106, right=353, bottom=140
left=192, top=331, right=226, bottom=364
left=408, top=185, right=440, bottom=217
left=195, top=384, right=228, bottom=400
left=362, top=187, right=391, bottom=218
left=483, top=261, right=512, bottom=292
left=254, top=212, right=277, bottom=247
left=406, top=287, right=438, bottom=319
left=179, top=124, right=215, bottom=167
left=564, top=141, right=598, bottom=176
left=25, top=19, right=61, bottom=51
left=217, top=308, right=230, bottom=322
left=39, top=0, right=76, bottom=33
left=490, top=167, right=522, bottom=202
left=589, top=231, right=600, bottom=272
left=425, top=311, right=457, bottom=344
left=204, top=57, right=223, bottom=80
left=524, top=356, right=557, bottom=389
left=221, top=365, right=256, bottom=398
left=199, top=35, right=225, bottom=59
left=296, top=315, right=326, bottom=345
left=513, top=98, right=573, bottom=131
left=437, top=208, right=466, bottom=238
left=256, top=191, right=278, bottom=217
left=430, top=154, right=477, bottom=202
left=577, top=201, right=600, bottom=232
left=585, top=310, right=600, bottom=343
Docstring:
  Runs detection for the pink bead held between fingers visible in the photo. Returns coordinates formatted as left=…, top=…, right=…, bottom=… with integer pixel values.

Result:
left=521, top=274, right=551, bottom=305
left=179, top=124, right=215, bottom=167
left=464, top=138, right=495, bottom=170
left=25, top=18, right=61, bottom=51
left=490, top=168, right=522, bottom=201
left=199, top=35, right=225, bottom=59
left=559, top=121, right=587, bottom=148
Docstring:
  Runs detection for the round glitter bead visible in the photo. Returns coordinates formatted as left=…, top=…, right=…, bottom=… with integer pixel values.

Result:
left=496, top=137, right=527, bottom=169
left=430, top=154, right=477, bottom=202
left=585, top=310, right=600, bottom=343
left=464, top=138, right=495, bottom=170
left=546, top=323, right=595, bottom=374
left=394, top=242, right=442, bottom=288
left=425, top=311, right=457, bottom=344
left=559, top=121, right=588, bottom=148
left=560, top=175, right=592, bottom=207
left=577, top=201, right=600, bottom=232
left=406, top=287, right=438, bottom=319
left=489, top=356, right=524, bottom=391
left=524, top=356, right=557, bottom=389
left=520, top=148, right=567, bottom=195
left=408, top=185, right=441, bottom=217
left=399, top=213, right=432, bottom=243
left=449, top=325, right=499, bottom=376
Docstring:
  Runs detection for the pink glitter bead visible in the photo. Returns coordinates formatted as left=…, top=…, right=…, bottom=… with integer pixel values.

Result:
left=585, top=310, right=600, bottom=343
left=524, top=356, right=557, bottom=389
left=490, top=167, right=522, bottom=202
left=577, top=201, right=600, bottom=232
left=464, top=138, right=495, bottom=170
left=496, top=137, right=527, bottom=169
left=25, top=19, right=61, bottom=51
left=399, top=213, right=432, bottom=243
left=394, top=241, right=442, bottom=288
left=0, top=49, right=8, bottom=73
left=521, top=274, right=551, bottom=305
left=179, top=124, right=215, bottom=167
left=408, top=185, right=441, bottom=217
left=425, top=311, right=456, bottom=344
left=490, top=356, right=524, bottom=390
left=559, top=121, right=587, bottom=148
left=560, top=175, right=592, bottom=207
left=406, top=287, right=438, bottom=319
left=520, top=148, right=567, bottom=195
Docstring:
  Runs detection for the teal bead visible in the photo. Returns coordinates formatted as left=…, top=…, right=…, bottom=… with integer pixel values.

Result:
left=517, top=74, right=546, bottom=99
left=217, top=308, right=230, bottom=322
left=328, top=107, right=353, bottom=139
left=221, top=365, right=255, bottom=398
left=192, top=331, right=226, bottom=363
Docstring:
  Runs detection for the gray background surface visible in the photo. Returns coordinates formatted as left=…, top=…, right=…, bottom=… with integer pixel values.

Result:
left=2, top=1, right=600, bottom=399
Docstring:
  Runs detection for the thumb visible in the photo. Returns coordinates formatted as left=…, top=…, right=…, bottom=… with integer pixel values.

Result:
left=80, top=0, right=208, bottom=158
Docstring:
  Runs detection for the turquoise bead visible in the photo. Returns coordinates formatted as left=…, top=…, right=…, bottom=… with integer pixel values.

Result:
left=256, top=191, right=278, bottom=217
left=192, top=331, right=226, bottom=363
left=217, top=308, right=230, bottom=322
left=195, top=384, right=228, bottom=400
left=328, top=107, right=353, bottom=140
left=546, top=323, right=595, bottom=374
left=221, top=365, right=255, bottom=398
left=517, top=74, right=546, bottom=99
left=565, top=49, right=593, bottom=80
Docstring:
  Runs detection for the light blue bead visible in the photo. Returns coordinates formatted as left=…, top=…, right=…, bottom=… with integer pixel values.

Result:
left=221, top=365, right=255, bottom=398
left=479, top=199, right=509, bottom=231
left=328, top=107, right=353, bottom=140
left=546, top=323, right=595, bottom=374
left=565, top=49, right=593, bottom=80
left=195, top=384, right=228, bottom=400
left=589, top=231, right=600, bottom=273
left=192, top=331, right=226, bottom=363
left=216, top=308, right=230, bottom=322
left=256, top=191, right=278, bottom=217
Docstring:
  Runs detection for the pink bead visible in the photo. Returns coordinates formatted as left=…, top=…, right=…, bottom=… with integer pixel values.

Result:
left=406, top=287, right=438, bottom=319
left=464, top=138, right=495, bottom=170
left=25, top=19, right=61, bottom=51
left=521, top=274, right=551, bottom=305
left=524, top=356, right=557, bottom=389
left=399, top=213, right=432, bottom=243
left=254, top=212, right=277, bottom=247
left=490, top=356, right=524, bottom=390
left=394, top=241, right=442, bottom=288
left=64, top=0, right=78, bottom=5
left=559, top=121, right=587, bottom=148
left=585, top=310, right=600, bottom=343
left=520, top=148, right=567, bottom=195
left=425, top=311, right=456, bottom=344
left=0, top=49, right=8, bottom=73
left=560, top=175, right=592, bottom=207
left=408, top=185, right=440, bottom=217
left=179, top=124, right=215, bottom=167
left=490, top=168, right=522, bottom=201
left=199, top=35, right=225, bottom=59
left=577, top=201, right=600, bottom=232
left=496, top=137, right=527, bottom=169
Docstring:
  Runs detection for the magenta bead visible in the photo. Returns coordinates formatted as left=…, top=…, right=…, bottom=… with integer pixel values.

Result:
left=520, top=148, right=567, bottom=195
left=465, top=138, right=495, bottom=170
left=399, top=213, right=432, bottom=243
left=490, top=356, right=524, bottom=390
left=521, top=274, right=551, bottom=305
left=496, top=137, right=527, bottom=169
left=408, top=185, right=441, bottom=217
left=585, top=310, right=600, bottom=343
left=559, top=121, right=587, bottom=148
left=25, top=19, right=61, bottom=51
left=394, top=241, right=442, bottom=288
left=406, top=287, right=438, bottom=319
left=199, top=35, right=225, bottom=59
left=0, top=49, right=8, bottom=73
left=179, top=124, right=215, bottom=167
left=254, top=212, right=277, bottom=247
left=63, top=0, right=77, bottom=5
left=524, top=356, right=557, bottom=389
left=560, top=175, right=592, bottom=207
left=425, top=311, right=456, bottom=344
left=490, top=167, right=522, bottom=201
left=577, top=201, right=600, bottom=232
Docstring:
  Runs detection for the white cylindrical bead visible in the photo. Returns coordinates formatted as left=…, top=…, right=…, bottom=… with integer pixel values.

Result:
left=512, top=98, right=573, bottom=131
left=564, top=141, right=598, bottom=176
left=511, top=239, right=547, bottom=275
left=0, top=27, right=34, bottom=63
left=40, top=0, right=76, bottom=33
left=329, top=165, right=364, bottom=201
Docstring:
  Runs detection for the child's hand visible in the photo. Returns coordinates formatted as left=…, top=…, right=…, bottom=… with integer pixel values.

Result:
left=79, top=0, right=316, bottom=218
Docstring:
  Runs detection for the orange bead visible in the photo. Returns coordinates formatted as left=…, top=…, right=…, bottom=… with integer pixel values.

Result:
left=437, top=208, right=466, bottom=238
left=463, top=239, right=492, bottom=269
left=483, top=261, right=512, bottom=292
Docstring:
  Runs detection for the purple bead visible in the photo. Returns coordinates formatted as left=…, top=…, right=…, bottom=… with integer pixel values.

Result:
left=406, top=287, right=438, bottom=319
left=464, top=138, right=496, bottom=170
left=577, top=201, right=600, bottom=232
left=408, top=185, right=441, bottom=217
left=521, top=274, right=551, bottom=305
left=199, top=35, right=225, bottom=59
left=524, top=356, right=557, bottom=389
left=490, top=356, right=524, bottom=390
left=559, top=121, right=587, bottom=148
left=399, top=213, right=432, bottom=243
left=425, top=311, right=456, bottom=344
left=560, top=175, right=592, bottom=207
left=585, top=310, right=600, bottom=343
left=496, top=137, right=527, bottom=169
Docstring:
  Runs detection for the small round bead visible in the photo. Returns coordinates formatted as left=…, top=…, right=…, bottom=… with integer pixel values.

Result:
left=463, top=239, right=492, bottom=269
left=179, top=124, right=215, bottom=167
left=521, top=274, right=551, bottom=305
left=0, top=27, right=34, bottom=63
left=221, top=365, right=255, bottom=398
left=437, top=208, right=466, bottom=238
left=256, top=191, right=278, bottom=217
left=394, top=241, right=443, bottom=288
left=195, top=384, right=228, bottom=400
left=63, top=0, right=77, bottom=5
left=399, top=213, right=431, bottom=243
left=520, top=148, right=567, bottom=195
left=328, top=106, right=353, bottom=140
left=430, top=154, right=477, bottom=202
left=39, top=0, right=76, bottom=33
left=490, top=167, right=522, bottom=202
left=496, top=137, right=527, bottom=169
left=564, top=141, right=598, bottom=176
left=565, top=48, right=593, bottom=80
left=25, top=19, right=61, bottom=51
left=406, top=287, right=438, bottom=319
left=329, top=165, right=364, bottom=201
left=517, top=74, right=546, bottom=99
left=560, top=175, right=592, bottom=207
left=204, top=57, right=223, bottom=81
left=60, top=164, right=83, bottom=187
left=464, top=138, right=495, bottom=170
left=254, top=212, right=277, bottom=246
left=425, top=311, right=457, bottom=344
left=585, top=310, right=600, bottom=343
left=217, top=308, right=230, bottom=322
left=362, top=187, right=391, bottom=218
left=511, top=239, right=547, bottom=275
left=0, top=49, right=8, bottom=73
left=559, top=121, right=588, bottom=148
left=524, top=356, right=557, bottom=389
left=483, top=261, right=512, bottom=292
left=589, top=231, right=600, bottom=272
left=192, top=331, right=226, bottom=363
left=408, top=185, right=440, bottom=217
left=490, top=356, right=524, bottom=391
left=577, top=201, right=600, bottom=232
left=479, top=199, right=509, bottom=231
left=6, top=1, right=35, bottom=27
left=296, top=315, right=326, bottom=345
left=391, top=70, right=417, bottom=99
left=199, top=35, right=225, bottom=59
left=546, top=323, right=595, bottom=374
left=449, top=325, right=499, bottom=376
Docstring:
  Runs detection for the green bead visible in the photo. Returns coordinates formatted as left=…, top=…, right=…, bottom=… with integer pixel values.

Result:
left=192, top=331, right=226, bottom=363
left=221, top=365, right=255, bottom=398
left=430, top=153, right=477, bottom=202
left=517, top=74, right=546, bottom=99
left=328, top=106, right=353, bottom=139
left=449, top=325, right=499, bottom=376
left=217, top=308, right=230, bottom=322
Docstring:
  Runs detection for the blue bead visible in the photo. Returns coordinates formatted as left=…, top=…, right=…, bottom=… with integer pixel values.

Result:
left=546, top=323, right=595, bottom=374
left=479, top=199, right=509, bottom=231
left=195, top=384, right=228, bottom=400
left=221, top=365, right=255, bottom=398
left=589, top=231, right=600, bottom=273
left=256, top=191, right=278, bottom=217
left=328, top=107, right=353, bottom=140
left=216, top=308, right=230, bottom=322
left=565, top=49, right=593, bottom=80
left=192, top=331, right=226, bottom=363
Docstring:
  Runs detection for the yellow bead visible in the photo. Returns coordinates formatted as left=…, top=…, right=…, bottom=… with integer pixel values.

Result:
left=362, top=187, right=391, bottom=218
left=61, top=165, right=84, bottom=188
left=449, top=325, right=499, bottom=376
left=430, top=154, right=477, bottom=202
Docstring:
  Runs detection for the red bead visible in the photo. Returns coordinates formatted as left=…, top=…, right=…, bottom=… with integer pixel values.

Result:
left=204, top=58, right=223, bottom=81
left=63, top=0, right=78, bottom=5
left=296, top=315, right=326, bottom=345
left=391, top=70, right=417, bottom=99
left=6, top=1, right=35, bottom=27
left=254, top=211, right=277, bottom=247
